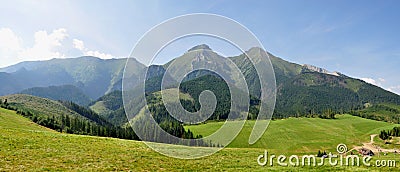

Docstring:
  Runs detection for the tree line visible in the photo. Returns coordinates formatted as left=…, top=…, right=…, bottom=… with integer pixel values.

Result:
left=379, top=127, right=400, bottom=141
left=349, top=104, right=400, bottom=124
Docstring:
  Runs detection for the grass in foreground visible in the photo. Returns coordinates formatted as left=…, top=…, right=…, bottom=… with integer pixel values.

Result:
left=0, top=109, right=399, bottom=171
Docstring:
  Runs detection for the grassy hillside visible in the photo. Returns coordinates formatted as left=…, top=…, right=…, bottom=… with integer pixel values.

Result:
left=1, top=94, right=83, bottom=118
left=186, top=115, right=400, bottom=153
left=0, top=108, right=53, bottom=132
left=0, top=94, right=137, bottom=140
left=1, top=108, right=399, bottom=171
left=0, top=94, right=110, bottom=126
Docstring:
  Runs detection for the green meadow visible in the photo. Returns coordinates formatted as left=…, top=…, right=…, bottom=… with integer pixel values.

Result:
left=1, top=108, right=399, bottom=171
left=186, top=115, right=400, bottom=154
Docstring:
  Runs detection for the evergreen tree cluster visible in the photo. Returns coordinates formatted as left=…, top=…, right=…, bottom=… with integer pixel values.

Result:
left=179, top=74, right=261, bottom=120
left=379, top=127, right=400, bottom=140
left=59, top=100, right=111, bottom=126
left=275, top=84, right=362, bottom=118
left=132, top=115, right=215, bottom=147
left=349, top=104, right=400, bottom=124
left=301, top=108, right=337, bottom=119
left=179, top=75, right=231, bottom=120
left=145, top=95, right=207, bottom=143
left=127, top=93, right=220, bottom=147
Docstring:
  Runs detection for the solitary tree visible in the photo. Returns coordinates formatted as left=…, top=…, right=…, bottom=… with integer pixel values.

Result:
left=379, top=130, right=389, bottom=141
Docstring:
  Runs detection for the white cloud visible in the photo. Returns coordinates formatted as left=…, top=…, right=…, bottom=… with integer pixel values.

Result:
left=0, top=28, right=23, bottom=64
left=388, top=85, right=400, bottom=95
left=18, top=28, right=68, bottom=60
left=361, top=78, right=378, bottom=86
left=361, top=77, right=400, bottom=95
left=360, top=77, right=388, bottom=88
left=85, top=50, right=113, bottom=59
left=0, top=28, right=116, bottom=68
left=0, top=28, right=22, bottom=52
left=72, top=38, right=114, bottom=59
left=360, top=77, right=386, bottom=88
left=72, top=39, right=85, bottom=51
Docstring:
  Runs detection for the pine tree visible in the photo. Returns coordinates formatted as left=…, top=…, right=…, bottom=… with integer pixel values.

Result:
left=65, top=115, right=71, bottom=128
left=379, top=130, right=389, bottom=140
left=317, top=150, right=322, bottom=157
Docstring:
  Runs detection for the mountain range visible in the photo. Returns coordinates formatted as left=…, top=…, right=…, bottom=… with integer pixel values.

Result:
left=0, top=56, right=145, bottom=99
left=1, top=44, right=400, bottom=123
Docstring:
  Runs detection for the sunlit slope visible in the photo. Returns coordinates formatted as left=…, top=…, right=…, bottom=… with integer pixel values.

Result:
left=1, top=94, right=82, bottom=118
left=186, top=115, right=400, bottom=153
left=0, top=108, right=53, bottom=132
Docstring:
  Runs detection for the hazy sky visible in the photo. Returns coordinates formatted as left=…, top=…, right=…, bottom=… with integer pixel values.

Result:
left=0, top=0, right=399, bottom=94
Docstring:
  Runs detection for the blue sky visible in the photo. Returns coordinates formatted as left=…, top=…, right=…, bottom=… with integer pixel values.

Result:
left=0, top=0, right=399, bottom=94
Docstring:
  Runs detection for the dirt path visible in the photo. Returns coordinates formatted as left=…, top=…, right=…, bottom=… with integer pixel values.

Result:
left=370, top=134, right=376, bottom=143
left=349, top=134, right=399, bottom=155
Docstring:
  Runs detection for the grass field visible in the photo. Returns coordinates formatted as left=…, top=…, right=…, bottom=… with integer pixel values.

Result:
left=1, top=108, right=399, bottom=171
left=186, top=115, right=400, bottom=153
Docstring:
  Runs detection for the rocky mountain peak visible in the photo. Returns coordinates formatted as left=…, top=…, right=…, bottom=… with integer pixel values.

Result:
left=187, top=44, right=212, bottom=52
left=302, top=64, right=340, bottom=76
